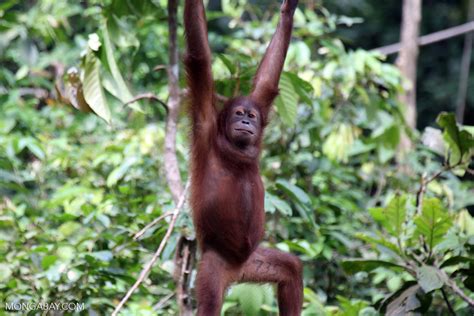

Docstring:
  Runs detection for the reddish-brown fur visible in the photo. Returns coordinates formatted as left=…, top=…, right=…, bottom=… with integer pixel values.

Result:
left=184, top=1, right=302, bottom=315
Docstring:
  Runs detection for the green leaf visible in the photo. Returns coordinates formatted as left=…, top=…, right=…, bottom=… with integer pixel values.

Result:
left=436, top=112, right=474, bottom=165
left=355, top=233, right=402, bottom=256
left=416, top=265, right=445, bottom=292
left=102, top=22, right=142, bottom=112
left=368, top=207, right=385, bottom=224
left=341, top=260, right=406, bottom=274
left=385, top=195, right=407, bottom=237
left=414, top=198, right=452, bottom=251
left=275, top=72, right=298, bottom=126
left=286, top=72, right=313, bottom=104
left=440, top=256, right=474, bottom=268
left=57, top=221, right=82, bottom=240
left=41, top=255, right=58, bottom=270
left=283, top=239, right=323, bottom=258
left=337, top=295, right=369, bottom=316
left=218, top=54, right=236, bottom=74
left=265, top=192, right=292, bottom=216
left=0, top=263, right=12, bottom=282
left=370, top=195, right=407, bottom=238
left=322, top=124, right=360, bottom=163
left=82, top=52, right=111, bottom=123
left=106, top=157, right=138, bottom=187
left=275, top=179, right=311, bottom=206
left=228, top=284, right=268, bottom=315
left=89, top=250, right=113, bottom=262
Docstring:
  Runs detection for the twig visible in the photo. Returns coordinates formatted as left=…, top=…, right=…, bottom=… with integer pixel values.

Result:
left=124, top=93, right=168, bottom=111
left=111, top=181, right=190, bottom=316
left=153, top=292, right=175, bottom=311
left=415, top=163, right=459, bottom=214
left=216, top=93, right=229, bottom=103
left=133, top=211, right=173, bottom=240
left=441, top=287, right=456, bottom=315
left=18, top=88, right=49, bottom=99
left=438, top=268, right=474, bottom=307
left=177, top=244, right=190, bottom=303
left=153, top=65, right=167, bottom=72
left=415, top=173, right=426, bottom=215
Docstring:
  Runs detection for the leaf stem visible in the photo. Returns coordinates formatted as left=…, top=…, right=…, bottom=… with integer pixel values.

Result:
left=441, top=287, right=456, bottom=315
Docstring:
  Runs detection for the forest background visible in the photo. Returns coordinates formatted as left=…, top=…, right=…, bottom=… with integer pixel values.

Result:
left=1, top=0, right=473, bottom=315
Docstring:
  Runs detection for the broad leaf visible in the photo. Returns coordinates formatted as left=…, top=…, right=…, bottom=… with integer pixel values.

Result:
left=218, top=54, right=237, bottom=75
left=436, top=112, right=474, bottom=165
left=416, top=265, right=445, bottom=293
left=275, top=179, right=311, bottom=206
left=322, top=124, right=360, bottom=163
left=370, top=195, right=407, bottom=238
left=275, top=72, right=298, bottom=126
left=341, top=259, right=406, bottom=274
left=440, top=256, right=474, bottom=268
left=82, top=52, right=111, bottom=123
left=228, top=284, right=272, bottom=315
left=414, top=198, right=452, bottom=251
left=102, top=22, right=142, bottom=112
left=355, top=233, right=401, bottom=256
left=265, top=192, right=292, bottom=216
left=286, top=72, right=313, bottom=104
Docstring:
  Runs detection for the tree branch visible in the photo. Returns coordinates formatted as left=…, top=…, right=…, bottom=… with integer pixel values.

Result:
left=165, top=2, right=196, bottom=315
left=133, top=211, right=173, bottom=240
left=164, top=0, right=184, bottom=203
left=374, top=21, right=474, bottom=55
left=456, top=0, right=474, bottom=123
left=124, top=93, right=168, bottom=112
left=438, top=269, right=474, bottom=307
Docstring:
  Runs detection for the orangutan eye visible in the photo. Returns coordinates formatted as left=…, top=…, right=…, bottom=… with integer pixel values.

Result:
left=236, top=110, right=244, bottom=116
left=249, top=113, right=256, bottom=119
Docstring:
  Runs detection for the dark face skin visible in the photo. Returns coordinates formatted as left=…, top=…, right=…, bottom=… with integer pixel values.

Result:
left=226, top=101, right=261, bottom=148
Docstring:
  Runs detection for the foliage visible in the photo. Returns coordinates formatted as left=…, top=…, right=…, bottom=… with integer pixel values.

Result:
left=343, top=113, right=474, bottom=314
left=0, top=0, right=473, bottom=315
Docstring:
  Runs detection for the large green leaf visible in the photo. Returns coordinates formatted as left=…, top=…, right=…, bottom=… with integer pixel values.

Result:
left=341, top=259, right=406, bottom=274
left=436, top=112, right=474, bottom=165
left=355, top=233, right=401, bottom=256
left=414, top=198, right=452, bottom=251
left=322, top=123, right=360, bottom=163
left=440, top=256, right=474, bottom=268
left=265, top=192, right=292, bottom=216
left=275, top=179, right=317, bottom=228
left=218, top=54, right=237, bottom=75
left=101, top=22, right=141, bottom=111
left=275, top=179, right=311, bottom=206
left=416, top=265, right=445, bottom=293
left=286, top=72, right=313, bottom=104
left=228, top=284, right=272, bottom=315
left=275, top=72, right=298, bottom=126
left=82, top=52, right=111, bottom=123
left=369, top=195, right=407, bottom=238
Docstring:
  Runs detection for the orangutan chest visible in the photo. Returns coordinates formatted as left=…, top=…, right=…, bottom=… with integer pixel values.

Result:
left=204, top=168, right=264, bottom=216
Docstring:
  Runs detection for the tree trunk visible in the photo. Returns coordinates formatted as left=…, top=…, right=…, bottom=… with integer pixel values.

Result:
left=396, top=0, right=422, bottom=153
left=456, top=0, right=474, bottom=124
left=165, top=0, right=183, bottom=202
left=165, top=1, right=196, bottom=315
